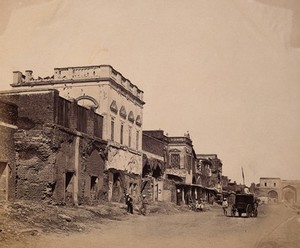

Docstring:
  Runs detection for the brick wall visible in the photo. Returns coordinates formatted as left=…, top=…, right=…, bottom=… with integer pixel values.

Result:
left=142, top=133, right=166, bottom=157
left=1, top=91, right=56, bottom=129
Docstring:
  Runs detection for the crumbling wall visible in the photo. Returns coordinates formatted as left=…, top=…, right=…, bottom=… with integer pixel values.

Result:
left=79, top=138, right=107, bottom=205
left=1, top=90, right=108, bottom=205
left=51, top=130, right=76, bottom=204
left=163, top=179, right=177, bottom=203
left=14, top=125, right=109, bottom=205
left=141, top=177, right=154, bottom=201
left=14, top=126, right=57, bottom=201
left=107, top=168, right=141, bottom=204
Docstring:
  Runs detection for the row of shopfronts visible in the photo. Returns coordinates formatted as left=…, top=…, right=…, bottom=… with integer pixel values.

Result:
left=141, top=130, right=226, bottom=206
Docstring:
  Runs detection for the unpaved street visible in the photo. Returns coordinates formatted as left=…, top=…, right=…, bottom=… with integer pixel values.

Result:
left=6, top=204, right=300, bottom=248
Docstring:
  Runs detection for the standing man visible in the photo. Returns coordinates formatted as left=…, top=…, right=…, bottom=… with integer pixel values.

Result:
left=222, top=198, right=229, bottom=216
left=125, top=193, right=129, bottom=213
left=140, top=195, right=149, bottom=216
left=125, top=193, right=134, bottom=214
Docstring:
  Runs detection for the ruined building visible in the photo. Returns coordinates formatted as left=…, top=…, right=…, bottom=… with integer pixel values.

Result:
left=196, top=154, right=223, bottom=189
left=195, top=154, right=223, bottom=203
left=0, top=89, right=107, bottom=205
left=142, top=130, right=168, bottom=202
left=11, top=65, right=145, bottom=203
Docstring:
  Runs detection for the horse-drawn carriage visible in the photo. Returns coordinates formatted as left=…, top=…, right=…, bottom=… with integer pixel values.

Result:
left=231, top=193, right=258, bottom=218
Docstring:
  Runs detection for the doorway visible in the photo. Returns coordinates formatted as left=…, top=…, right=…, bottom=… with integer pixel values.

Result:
left=0, top=162, right=8, bottom=201
left=65, top=172, right=74, bottom=204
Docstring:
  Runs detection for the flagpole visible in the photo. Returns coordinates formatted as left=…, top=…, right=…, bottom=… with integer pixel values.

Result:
left=242, top=167, right=245, bottom=185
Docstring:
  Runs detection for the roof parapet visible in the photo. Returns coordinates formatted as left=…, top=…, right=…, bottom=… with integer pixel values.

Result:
left=12, top=65, right=144, bottom=102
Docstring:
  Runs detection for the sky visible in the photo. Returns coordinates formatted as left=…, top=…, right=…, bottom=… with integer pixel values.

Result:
left=0, top=0, right=299, bottom=185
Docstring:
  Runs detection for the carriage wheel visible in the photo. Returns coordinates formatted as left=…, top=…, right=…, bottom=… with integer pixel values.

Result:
left=231, top=209, right=235, bottom=217
left=246, top=205, right=251, bottom=218
left=253, top=208, right=258, bottom=217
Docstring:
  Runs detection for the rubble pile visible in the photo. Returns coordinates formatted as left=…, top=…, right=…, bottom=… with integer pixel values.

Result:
left=0, top=200, right=128, bottom=245
left=0, top=200, right=189, bottom=246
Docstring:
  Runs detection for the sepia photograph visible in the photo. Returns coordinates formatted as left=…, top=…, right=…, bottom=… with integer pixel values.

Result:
left=0, top=0, right=300, bottom=247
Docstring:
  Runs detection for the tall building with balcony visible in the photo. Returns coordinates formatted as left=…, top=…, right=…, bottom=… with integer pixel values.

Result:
left=165, top=133, right=195, bottom=184
left=11, top=65, right=145, bottom=203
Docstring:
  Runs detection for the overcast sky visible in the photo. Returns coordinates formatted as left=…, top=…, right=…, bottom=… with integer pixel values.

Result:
left=0, top=0, right=299, bottom=185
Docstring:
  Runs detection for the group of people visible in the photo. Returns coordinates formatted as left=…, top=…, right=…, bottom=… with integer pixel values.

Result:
left=195, top=199, right=205, bottom=211
left=188, top=198, right=205, bottom=211
left=125, top=193, right=149, bottom=215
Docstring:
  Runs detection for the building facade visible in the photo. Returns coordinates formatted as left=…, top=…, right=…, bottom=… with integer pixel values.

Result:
left=196, top=154, right=223, bottom=190
left=11, top=66, right=145, bottom=203
left=0, top=89, right=107, bottom=205
left=142, top=130, right=167, bottom=202
left=257, top=177, right=300, bottom=204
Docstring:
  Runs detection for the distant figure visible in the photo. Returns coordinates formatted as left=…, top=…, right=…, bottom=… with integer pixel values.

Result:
left=195, top=199, right=204, bottom=211
left=244, top=188, right=250, bottom=194
left=140, top=195, right=149, bottom=216
left=222, top=198, right=229, bottom=216
left=126, top=193, right=133, bottom=214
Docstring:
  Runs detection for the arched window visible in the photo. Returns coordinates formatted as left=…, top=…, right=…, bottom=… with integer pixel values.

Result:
left=76, top=95, right=99, bottom=109
left=119, top=106, right=127, bottom=119
left=128, top=111, right=134, bottom=123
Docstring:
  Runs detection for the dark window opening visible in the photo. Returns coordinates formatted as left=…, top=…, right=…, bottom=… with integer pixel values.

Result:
left=94, top=114, right=103, bottom=138
left=111, top=119, right=115, bottom=141
left=152, top=166, right=162, bottom=179
left=57, top=97, right=71, bottom=128
left=65, top=172, right=74, bottom=204
left=128, top=127, right=132, bottom=147
left=91, top=176, right=98, bottom=192
left=170, top=154, right=180, bottom=169
left=136, top=131, right=139, bottom=150
left=65, top=172, right=74, bottom=191
left=120, top=124, right=124, bottom=144
left=167, top=174, right=183, bottom=182
left=0, top=162, right=7, bottom=200
left=77, top=105, right=87, bottom=133
left=142, top=163, right=151, bottom=178
left=113, top=173, right=120, bottom=185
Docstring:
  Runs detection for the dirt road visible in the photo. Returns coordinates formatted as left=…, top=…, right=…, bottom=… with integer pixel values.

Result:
left=5, top=204, right=300, bottom=248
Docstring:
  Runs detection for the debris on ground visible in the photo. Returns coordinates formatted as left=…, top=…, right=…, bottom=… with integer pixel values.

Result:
left=0, top=200, right=191, bottom=246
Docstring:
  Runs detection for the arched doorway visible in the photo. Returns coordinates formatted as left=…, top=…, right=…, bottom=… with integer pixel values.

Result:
left=268, top=190, right=278, bottom=203
left=282, top=185, right=297, bottom=204
left=112, top=172, right=123, bottom=202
